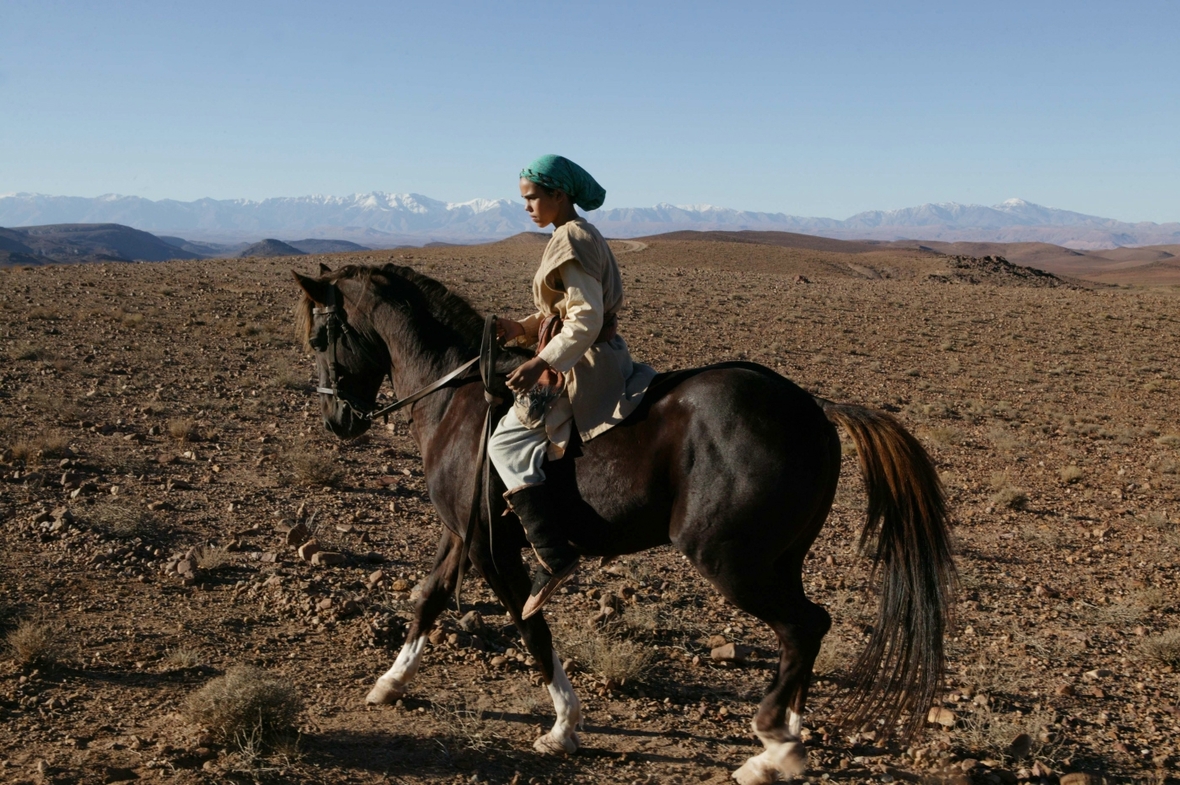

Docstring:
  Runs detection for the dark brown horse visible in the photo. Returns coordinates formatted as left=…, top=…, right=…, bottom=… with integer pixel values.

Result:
left=293, top=263, right=954, bottom=784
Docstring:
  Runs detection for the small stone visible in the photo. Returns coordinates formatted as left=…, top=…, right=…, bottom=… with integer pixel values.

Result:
left=1083, top=668, right=1112, bottom=681
left=1034, top=584, right=1060, bottom=598
left=316, top=598, right=333, bottom=611
left=392, top=578, right=410, bottom=592
left=706, top=634, right=728, bottom=649
left=1008, top=733, right=1032, bottom=759
left=176, top=559, right=196, bottom=577
left=285, top=522, right=311, bottom=547
left=51, top=506, right=73, bottom=523
left=310, top=551, right=344, bottom=566
left=339, top=599, right=359, bottom=617
left=491, top=656, right=507, bottom=668
left=147, top=501, right=171, bottom=511
left=458, top=610, right=483, bottom=633
left=368, top=569, right=386, bottom=586
left=1055, top=684, right=1075, bottom=696
left=1059, top=773, right=1101, bottom=785
left=710, top=642, right=751, bottom=663
left=927, top=707, right=957, bottom=728
left=428, top=628, right=446, bottom=645
left=297, top=540, right=321, bottom=561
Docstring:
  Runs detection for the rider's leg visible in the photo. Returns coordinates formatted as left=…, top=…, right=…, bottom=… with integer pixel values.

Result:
left=488, top=407, right=579, bottom=619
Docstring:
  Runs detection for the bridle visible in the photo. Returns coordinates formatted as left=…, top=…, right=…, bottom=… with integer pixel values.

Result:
left=309, top=286, right=480, bottom=423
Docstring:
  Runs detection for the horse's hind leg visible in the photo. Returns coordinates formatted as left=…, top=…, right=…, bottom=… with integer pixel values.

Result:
left=694, top=547, right=830, bottom=785
left=739, top=585, right=831, bottom=785
left=367, top=530, right=463, bottom=705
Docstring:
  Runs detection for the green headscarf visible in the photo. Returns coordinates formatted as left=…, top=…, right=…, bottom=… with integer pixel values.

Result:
left=520, top=154, right=606, bottom=211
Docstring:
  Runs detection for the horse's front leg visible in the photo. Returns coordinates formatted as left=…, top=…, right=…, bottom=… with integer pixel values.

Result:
left=366, top=529, right=464, bottom=705
left=471, top=537, right=582, bottom=755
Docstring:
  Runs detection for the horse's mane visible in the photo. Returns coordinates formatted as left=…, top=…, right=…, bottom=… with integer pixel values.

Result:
left=295, top=263, right=486, bottom=353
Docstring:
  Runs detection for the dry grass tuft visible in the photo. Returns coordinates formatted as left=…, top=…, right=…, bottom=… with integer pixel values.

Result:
left=1154, top=434, right=1180, bottom=448
left=168, top=418, right=200, bottom=442
left=1058, top=465, right=1084, bottom=484
left=956, top=704, right=1061, bottom=765
left=1140, top=630, right=1180, bottom=667
left=184, top=665, right=302, bottom=749
left=285, top=448, right=343, bottom=488
left=6, top=619, right=64, bottom=668
left=560, top=627, right=654, bottom=687
left=91, top=503, right=158, bottom=540
left=10, top=433, right=72, bottom=465
left=431, top=695, right=505, bottom=751
left=166, top=647, right=204, bottom=668
left=989, top=471, right=1028, bottom=510
left=193, top=545, right=233, bottom=572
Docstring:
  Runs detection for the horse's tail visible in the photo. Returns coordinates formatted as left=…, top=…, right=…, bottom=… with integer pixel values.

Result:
left=818, top=399, right=955, bottom=740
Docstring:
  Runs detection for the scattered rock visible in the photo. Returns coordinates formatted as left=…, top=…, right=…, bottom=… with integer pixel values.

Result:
left=458, top=610, right=484, bottom=633
left=285, top=522, right=311, bottom=547
left=1008, top=732, right=1032, bottom=759
left=310, top=550, right=344, bottom=566
left=710, top=642, right=751, bottom=663
left=927, top=707, right=957, bottom=728
left=297, top=540, right=321, bottom=561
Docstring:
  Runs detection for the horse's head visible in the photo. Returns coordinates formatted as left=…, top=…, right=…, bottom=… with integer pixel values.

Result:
left=293, top=266, right=391, bottom=440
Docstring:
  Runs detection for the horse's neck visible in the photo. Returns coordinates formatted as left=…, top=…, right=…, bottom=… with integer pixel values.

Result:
left=376, top=303, right=474, bottom=459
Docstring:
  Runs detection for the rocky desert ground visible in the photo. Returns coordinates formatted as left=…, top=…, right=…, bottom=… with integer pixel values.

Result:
left=1, top=235, right=1178, bottom=785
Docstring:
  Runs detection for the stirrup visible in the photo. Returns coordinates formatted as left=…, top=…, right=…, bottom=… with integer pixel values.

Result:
left=521, top=558, right=579, bottom=620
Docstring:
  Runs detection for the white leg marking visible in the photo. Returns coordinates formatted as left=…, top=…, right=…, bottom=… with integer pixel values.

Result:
left=366, top=635, right=426, bottom=705
left=533, top=650, right=582, bottom=755
left=734, top=716, right=807, bottom=783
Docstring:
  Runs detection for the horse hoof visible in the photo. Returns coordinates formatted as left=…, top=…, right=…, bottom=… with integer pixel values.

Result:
left=732, top=753, right=778, bottom=785
left=775, top=741, right=807, bottom=778
left=533, top=728, right=579, bottom=755
left=365, top=678, right=405, bottom=705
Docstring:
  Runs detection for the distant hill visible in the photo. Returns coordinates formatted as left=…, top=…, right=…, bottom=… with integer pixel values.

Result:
left=286, top=239, right=369, bottom=254
left=637, top=229, right=885, bottom=254
left=0, top=223, right=201, bottom=266
left=237, top=239, right=307, bottom=258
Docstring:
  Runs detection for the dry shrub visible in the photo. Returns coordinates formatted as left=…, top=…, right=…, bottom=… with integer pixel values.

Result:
left=285, top=449, right=343, bottom=488
left=9, top=433, right=71, bottom=465
left=560, top=628, right=654, bottom=687
left=1058, top=465, right=1084, bottom=484
left=193, top=545, right=232, bottom=572
left=184, top=665, right=302, bottom=749
left=166, top=647, right=204, bottom=668
left=956, top=704, right=1061, bottom=765
left=987, top=426, right=1022, bottom=455
left=91, top=503, right=158, bottom=540
left=925, top=426, right=961, bottom=448
left=6, top=619, right=64, bottom=668
left=1141, top=630, right=1180, bottom=667
left=989, top=471, right=1028, bottom=510
left=1154, top=434, right=1180, bottom=448
left=431, top=695, right=505, bottom=751
left=168, top=418, right=199, bottom=442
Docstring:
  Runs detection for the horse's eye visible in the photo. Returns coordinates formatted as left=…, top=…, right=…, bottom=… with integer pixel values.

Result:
left=310, top=324, right=329, bottom=351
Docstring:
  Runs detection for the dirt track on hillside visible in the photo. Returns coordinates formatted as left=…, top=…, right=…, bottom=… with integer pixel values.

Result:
left=1, top=239, right=1179, bottom=784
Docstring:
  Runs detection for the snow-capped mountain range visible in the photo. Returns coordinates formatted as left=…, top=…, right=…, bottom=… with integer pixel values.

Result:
left=1, top=192, right=1177, bottom=249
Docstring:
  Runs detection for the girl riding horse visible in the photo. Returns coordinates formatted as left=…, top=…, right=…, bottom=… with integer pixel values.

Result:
left=491, top=155, right=656, bottom=619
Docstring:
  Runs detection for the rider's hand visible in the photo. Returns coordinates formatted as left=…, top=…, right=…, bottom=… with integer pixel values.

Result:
left=506, top=356, right=552, bottom=393
left=496, top=317, right=525, bottom=343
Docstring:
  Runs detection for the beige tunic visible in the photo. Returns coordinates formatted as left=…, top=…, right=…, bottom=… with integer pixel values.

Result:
left=514, top=219, right=655, bottom=455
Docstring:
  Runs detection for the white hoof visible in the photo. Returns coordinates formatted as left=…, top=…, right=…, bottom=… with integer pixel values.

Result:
left=533, top=727, right=580, bottom=755
left=733, top=752, right=779, bottom=785
left=365, top=678, right=405, bottom=705
left=733, top=741, right=807, bottom=784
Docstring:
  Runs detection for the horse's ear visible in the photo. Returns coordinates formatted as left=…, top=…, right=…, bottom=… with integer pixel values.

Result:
left=292, top=270, right=331, bottom=305
left=319, top=262, right=332, bottom=275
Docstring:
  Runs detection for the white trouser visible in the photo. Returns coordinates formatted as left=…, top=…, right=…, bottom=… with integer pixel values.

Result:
left=488, top=407, right=549, bottom=494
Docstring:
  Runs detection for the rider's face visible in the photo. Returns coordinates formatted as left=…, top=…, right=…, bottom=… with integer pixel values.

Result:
left=520, top=177, right=565, bottom=228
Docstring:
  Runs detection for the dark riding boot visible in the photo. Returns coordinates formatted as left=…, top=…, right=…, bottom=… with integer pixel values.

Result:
left=509, top=484, right=579, bottom=620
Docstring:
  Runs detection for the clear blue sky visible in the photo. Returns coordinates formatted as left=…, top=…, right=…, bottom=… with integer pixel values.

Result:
left=2, top=1, right=1178, bottom=222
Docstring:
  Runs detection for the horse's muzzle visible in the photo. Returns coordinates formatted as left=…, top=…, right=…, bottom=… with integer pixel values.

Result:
left=323, top=398, right=372, bottom=440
